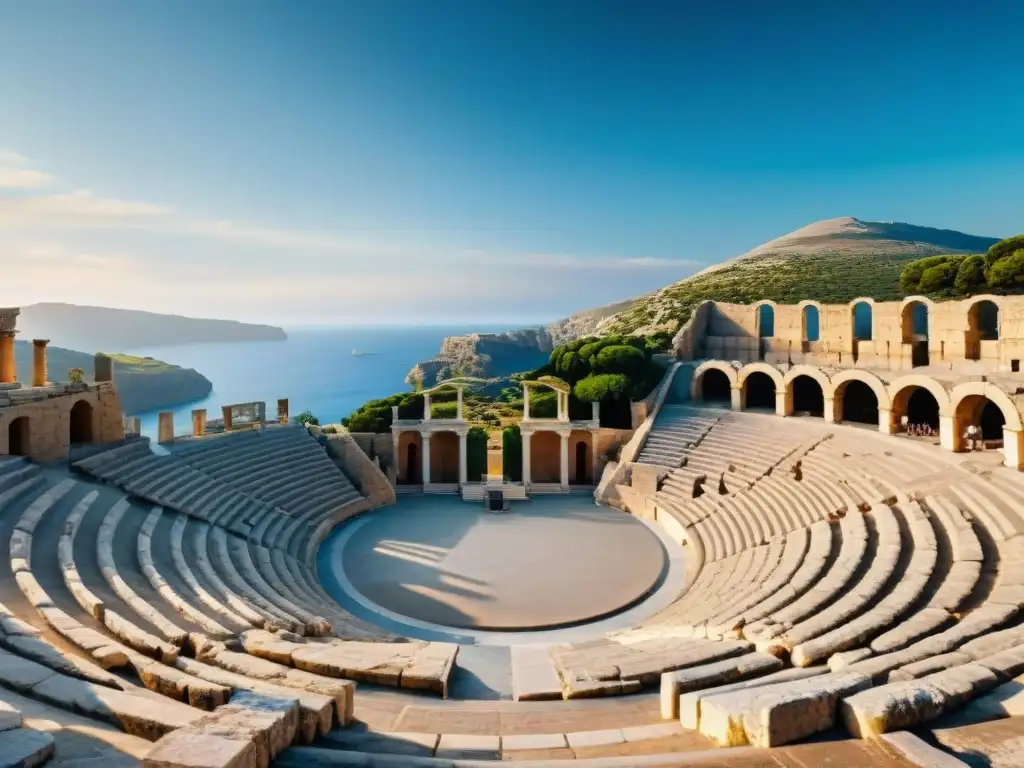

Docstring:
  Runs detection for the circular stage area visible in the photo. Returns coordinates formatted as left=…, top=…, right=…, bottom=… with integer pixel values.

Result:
left=324, top=496, right=668, bottom=632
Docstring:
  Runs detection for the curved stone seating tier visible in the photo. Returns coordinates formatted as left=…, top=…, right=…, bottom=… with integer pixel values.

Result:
left=635, top=406, right=721, bottom=466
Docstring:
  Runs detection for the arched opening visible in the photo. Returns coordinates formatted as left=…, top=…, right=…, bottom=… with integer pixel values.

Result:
left=902, top=301, right=930, bottom=367
left=69, top=400, right=94, bottom=445
left=839, top=380, right=879, bottom=426
left=791, top=375, right=824, bottom=417
left=575, top=441, right=588, bottom=484
left=405, top=442, right=420, bottom=484
left=802, top=305, right=820, bottom=342
left=744, top=372, right=776, bottom=410
left=852, top=302, right=873, bottom=341
left=967, top=300, right=999, bottom=360
left=530, top=431, right=562, bottom=483
left=957, top=395, right=1006, bottom=446
left=758, top=305, right=775, bottom=338
left=430, top=431, right=460, bottom=483
left=7, top=417, right=30, bottom=456
left=701, top=369, right=732, bottom=404
left=892, top=386, right=941, bottom=435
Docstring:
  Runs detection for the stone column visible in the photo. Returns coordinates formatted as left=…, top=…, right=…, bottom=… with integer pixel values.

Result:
left=458, top=431, right=467, bottom=484
left=421, top=431, right=431, bottom=485
left=823, top=397, right=837, bottom=424
left=591, top=430, right=601, bottom=483
left=423, top=393, right=432, bottom=421
left=560, top=432, right=570, bottom=489
left=730, top=386, right=742, bottom=411
left=775, top=390, right=789, bottom=417
left=456, top=389, right=464, bottom=420
left=158, top=412, right=174, bottom=443
left=939, top=414, right=956, bottom=452
left=0, top=331, right=16, bottom=384
left=277, top=398, right=289, bottom=424
left=522, top=431, right=532, bottom=485
left=558, top=392, right=569, bottom=422
left=31, top=340, right=49, bottom=387
left=222, top=405, right=233, bottom=432
left=130, top=417, right=141, bottom=436
left=94, top=354, right=114, bottom=383
left=1003, top=427, right=1024, bottom=470
left=591, top=401, right=600, bottom=422
left=877, top=408, right=896, bottom=435
left=522, top=386, right=531, bottom=421
left=192, top=409, right=207, bottom=437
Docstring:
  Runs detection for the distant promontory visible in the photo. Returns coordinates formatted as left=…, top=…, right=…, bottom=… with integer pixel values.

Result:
left=16, top=303, right=287, bottom=350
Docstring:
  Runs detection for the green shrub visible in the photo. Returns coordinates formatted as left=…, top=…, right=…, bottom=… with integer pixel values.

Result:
left=917, top=258, right=962, bottom=293
left=466, top=426, right=488, bottom=481
left=528, top=390, right=559, bottom=418
left=294, top=410, right=319, bottom=426
left=954, top=255, right=987, bottom=294
left=430, top=401, right=459, bottom=419
left=502, top=425, right=522, bottom=481
left=594, top=344, right=646, bottom=375
left=986, top=249, right=1024, bottom=289
left=986, top=235, right=1024, bottom=266
left=573, top=373, right=631, bottom=402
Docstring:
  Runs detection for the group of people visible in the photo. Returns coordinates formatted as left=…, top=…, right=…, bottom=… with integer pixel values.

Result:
left=962, top=423, right=988, bottom=451
left=905, top=422, right=937, bottom=438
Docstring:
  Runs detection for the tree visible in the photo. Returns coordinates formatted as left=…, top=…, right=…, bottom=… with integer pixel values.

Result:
left=502, top=425, right=522, bottom=481
left=985, top=235, right=1024, bottom=266
left=917, top=259, right=962, bottom=293
left=466, top=426, right=489, bottom=481
left=954, top=255, right=986, bottom=295
left=594, top=344, right=646, bottom=376
left=986, top=249, right=1024, bottom=289
left=900, top=255, right=954, bottom=293
left=573, top=373, right=631, bottom=402
left=295, top=410, right=319, bottom=426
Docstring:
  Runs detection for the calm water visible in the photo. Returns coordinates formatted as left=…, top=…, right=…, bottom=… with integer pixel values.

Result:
left=125, top=326, right=511, bottom=440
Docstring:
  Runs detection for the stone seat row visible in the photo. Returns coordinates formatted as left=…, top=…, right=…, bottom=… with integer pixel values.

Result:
left=634, top=405, right=721, bottom=467
left=171, top=425, right=364, bottom=523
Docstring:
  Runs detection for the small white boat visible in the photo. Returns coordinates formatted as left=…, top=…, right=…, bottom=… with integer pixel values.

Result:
left=351, top=348, right=380, bottom=357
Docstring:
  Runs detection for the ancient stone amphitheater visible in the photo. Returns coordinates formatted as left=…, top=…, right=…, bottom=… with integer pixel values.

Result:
left=1, top=297, right=1024, bottom=767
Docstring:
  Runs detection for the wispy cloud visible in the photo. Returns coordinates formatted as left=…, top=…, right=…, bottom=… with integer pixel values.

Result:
left=517, top=253, right=699, bottom=270
left=0, top=149, right=53, bottom=189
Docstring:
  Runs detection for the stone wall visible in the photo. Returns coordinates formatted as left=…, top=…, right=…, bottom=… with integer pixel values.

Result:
left=675, top=295, right=1024, bottom=373
left=0, top=382, right=124, bottom=461
left=346, top=432, right=396, bottom=474
left=322, top=432, right=396, bottom=509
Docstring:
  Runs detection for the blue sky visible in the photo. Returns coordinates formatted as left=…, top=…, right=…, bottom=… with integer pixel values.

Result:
left=1, top=1, right=1021, bottom=326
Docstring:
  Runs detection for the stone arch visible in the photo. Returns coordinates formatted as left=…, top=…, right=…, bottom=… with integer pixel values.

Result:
left=798, top=300, right=823, bottom=343
left=738, top=363, right=784, bottom=411
left=7, top=416, right=30, bottom=456
left=901, top=298, right=931, bottom=367
left=396, top=431, right=423, bottom=484
left=783, top=365, right=834, bottom=400
left=951, top=382, right=1021, bottom=432
left=691, top=361, right=738, bottom=402
left=889, top=375, right=952, bottom=416
left=783, top=366, right=831, bottom=418
left=69, top=399, right=95, bottom=445
left=831, top=370, right=891, bottom=412
left=754, top=301, right=776, bottom=338
left=850, top=297, right=874, bottom=342
left=965, top=296, right=1001, bottom=359
left=570, top=429, right=593, bottom=484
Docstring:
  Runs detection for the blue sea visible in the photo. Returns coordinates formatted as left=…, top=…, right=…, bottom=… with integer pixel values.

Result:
left=125, top=326, right=513, bottom=440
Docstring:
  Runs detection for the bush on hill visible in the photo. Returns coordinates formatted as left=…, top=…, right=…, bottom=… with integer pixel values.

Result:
left=295, top=410, right=319, bottom=426
left=898, top=236, right=1024, bottom=297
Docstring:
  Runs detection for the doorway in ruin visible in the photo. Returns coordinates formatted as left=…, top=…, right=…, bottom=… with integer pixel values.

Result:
left=574, top=440, right=589, bottom=484
left=405, top=443, right=420, bottom=484
left=852, top=302, right=873, bottom=341
left=802, top=305, right=820, bottom=343
left=744, top=372, right=776, bottom=411
left=701, top=369, right=732, bottom=404
left=430, top=431, right=460, bottom=483
left=7, top=417, right=30, bottom=456
left=893, top=386, right=941, bottom=433
left=69, top=400, right=94, bottom=445
left=838, top=380, right=879, bottom=426
left=967, top=300, right=1000, bottom=360
left=530, top=431, right=561, bottom=483
left=957, top=395, right=1006, bottom=444
left=790, top=375, right=825, bottom=417
left=902, top=301, right=930, bottom=367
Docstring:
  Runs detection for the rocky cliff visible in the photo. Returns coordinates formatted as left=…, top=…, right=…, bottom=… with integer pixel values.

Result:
left=13, top=341, right=212, bottom=415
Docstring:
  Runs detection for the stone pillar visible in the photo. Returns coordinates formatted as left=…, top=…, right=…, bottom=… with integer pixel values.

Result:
left=130, top=417, right=141, bottom=436
left=560, top=432, right=570, bottom=489
left=878, top=408, right=896, bottom=435
left=558, top=392, right=569, bottom=422
left=522, top=431, right=532, bottom=485
left=522, top=386, right=531, bottom=421
left=94, top=354, right=114, bottom=383
left=192, top=409, right=207, bottom=437
left=592, top=401, right=600, bottom=422
left=456, top=389, right=463, bottom=420
left=591, top=429, right=601, bottom=482
left=458, top=431, right=467, bottom=484
left=222, top=405, right=233, bottom=432
left=730, top=387, right=742, bottom=411
left=277, top=398, right=289, bottom=424
left=158, top=412, right=174, bottom=443
left=421, top=432, right=431, bottom=485
left=940, top=414, right=956, bottom=452
left=823, top=397, right=837, bottom=424
left=31, top=340, right=49, bottom=387
left=775, top=390, right=789, bottom=417
left=1003, top=427, right=1024, bottom=470
left=423, top=393, right=432, bottom=421
left=0, top=331, right=16, bottom=384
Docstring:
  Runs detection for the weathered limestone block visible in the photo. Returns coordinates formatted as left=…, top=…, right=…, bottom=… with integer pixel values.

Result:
left=175, top=655, right=333, bottom=743
left=0, top=701, right=22, bottom=732
left=676, top=667, right=829, bottom=729
left=103, top=610, right=179, bottom=664
left=142, top=730, right=256, bottom=768
left=975, top=645, right=1024, bottom=681
left=659, top=652, right=784, bottom=719
left=128, top=653, right=232, bottom=710
left=0, top=728, right=55, bottom=768
left=239, top=630, right=298, bottom=666
left=841, top=680, right=948, bottom=738
left=929, top=561, right=983, bottom=612
left=743, top=672, right=872, bottom=748
left=187, top=691, right=300, bottom=768
left=400, top=641, right=459, bottom=697
left=888, top=653, right=970, bottom=682
left=870, top=608, right=954, bottom=654
left=828, top=649, right=873, bottom=671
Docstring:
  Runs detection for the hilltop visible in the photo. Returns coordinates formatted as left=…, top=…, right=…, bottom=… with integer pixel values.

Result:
left=12, top=341, right=212, bottom=415
left=406, top=217, right=1000, bottom=385
left=15, top=303, right=287, bottom=351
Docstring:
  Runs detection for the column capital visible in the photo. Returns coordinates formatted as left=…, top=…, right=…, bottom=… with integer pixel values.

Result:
left=419, top=429, right=433, bottom=439
left=0, top=330, right=17, bottom=339
left=32, top=339, right=49, bottom=347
